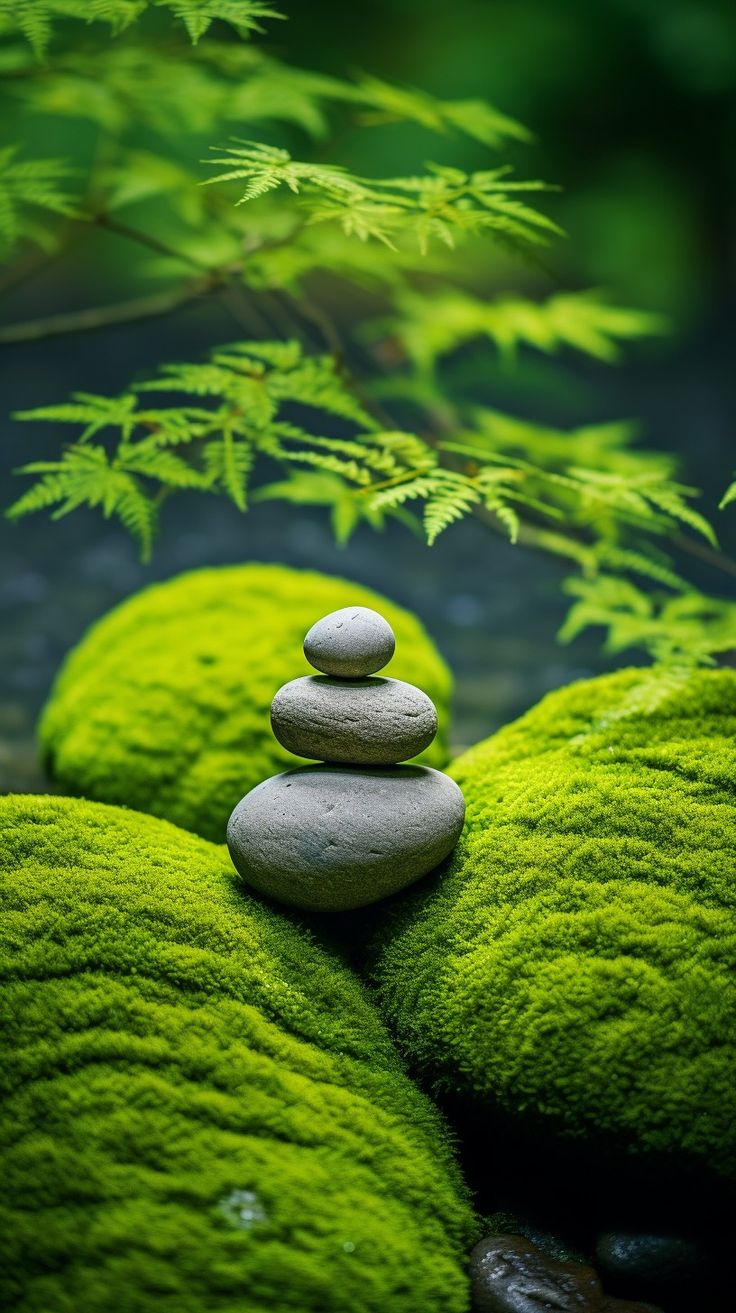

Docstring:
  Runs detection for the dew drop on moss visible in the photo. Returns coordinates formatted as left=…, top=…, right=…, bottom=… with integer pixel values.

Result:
left=218, top=1189, right=268, bottom=1229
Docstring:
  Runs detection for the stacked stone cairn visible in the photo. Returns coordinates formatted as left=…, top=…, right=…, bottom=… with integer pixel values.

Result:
left=227, top=605, right=465, bottom=911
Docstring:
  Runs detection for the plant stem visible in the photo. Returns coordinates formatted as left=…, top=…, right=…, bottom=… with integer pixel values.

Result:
left=92, top=213, right=214, bottom=272
left=0, top=276, right=219, bottom=344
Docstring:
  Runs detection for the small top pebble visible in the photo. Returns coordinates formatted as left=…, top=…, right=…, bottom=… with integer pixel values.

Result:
left=303, top=606, right=395, bottom=677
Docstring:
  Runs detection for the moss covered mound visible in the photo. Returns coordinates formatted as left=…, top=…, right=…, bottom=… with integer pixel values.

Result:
left=0, top=794, right=475, bottom=1313
left=39, top=564, right=452, bottom=843
left=373, top=668, right=736, bottom=1178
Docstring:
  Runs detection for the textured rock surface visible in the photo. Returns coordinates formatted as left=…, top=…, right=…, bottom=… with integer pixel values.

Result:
left=0, top=794, right=476, bottom=1313
left=228, top=764, right=466, bottom=911
left=270, top=675, right=438, bottom=765
left=39, top=565, right=451, bottom=842
left=595, top=1232, right=710, bottom=1304
left=372, top=668, right=736, bottom=1178
left=470, top=1235, right=662, bottom=1313
left=470, top=1234, right=602, bottom=1311
left=304, top=606, right=395, bottom=677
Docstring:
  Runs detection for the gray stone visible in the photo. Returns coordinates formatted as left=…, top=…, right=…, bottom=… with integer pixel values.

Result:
left=303, top=606, right=395, bottom=677
left=270, top=675, right=437, bottom=765
left=226, top=764, right=465, bottom=911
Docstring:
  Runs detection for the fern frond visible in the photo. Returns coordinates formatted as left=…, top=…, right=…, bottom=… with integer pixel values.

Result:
left=203, top=141, right=355, bottom=201
left=277, top=448, right=372, bottom=486
left=266, top=357, right=376, bottom=428
left=421, top=470, right=482, bottom=544
left=203, top=144, right=558, bottom=256
left=115, top=483, right=156, bottom=561
left=7, top=443, right=156, bottom=558
left=202, top=430, right=254, bottom=509
left=385, top=288, right=665, bottom=372
left=593, top=542, right=687, bottom=591
left=0, top=146, right=77, bottom=257
left=254, top=471, right=383, bottom=545
left=155, top=1, right=283, bottom=43
left=560, top=574, right=736, bottom=665
left=340, top=74, right=530, bottom=147
left=15, top=392, right=138, bottom=441
left=0, top=0, right=282, bottom=54
left=117, top=441, right=210, bottom=488
left=570, top=467, right=717, bottom=545
left=720, top=478, right=736, bottom=511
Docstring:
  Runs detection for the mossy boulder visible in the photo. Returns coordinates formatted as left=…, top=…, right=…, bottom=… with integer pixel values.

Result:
left=372, top=669, right=736, bottom=1179
left=39, top=564, right=452, bottom=843
left=0, top=794, right=476, bottom=1313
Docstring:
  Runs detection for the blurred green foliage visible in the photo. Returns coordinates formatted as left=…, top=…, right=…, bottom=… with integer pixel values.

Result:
left=1, top=0, right=734, bottom=670
left=283, top=0, right=736, bottom=318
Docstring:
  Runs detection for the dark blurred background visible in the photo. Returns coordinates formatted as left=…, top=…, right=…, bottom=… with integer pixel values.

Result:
left=1, top=0, right=735, bottom=792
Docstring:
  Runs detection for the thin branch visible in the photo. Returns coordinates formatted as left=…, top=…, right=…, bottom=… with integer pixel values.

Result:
left=92, top=213, right=214, bottom=272
left=0, top=276, right=219, bottom=345
left=672, top=531, right=736, bottom=580
left=0, top=232, right=76, bottom=299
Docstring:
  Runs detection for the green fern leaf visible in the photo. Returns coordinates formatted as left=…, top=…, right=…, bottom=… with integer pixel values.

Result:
left=387, top=289, right=665, bottom=372
left=0, top=146, right=78, bottom=257
left=117, top=442, right=209, bottom=488
left=0, top=0, right=282, bottom=53
left=156, top=1, right=283, bottom=43
left=203, top=431, right=253, bottom=509
left=14, top=393, right=138, bottom=441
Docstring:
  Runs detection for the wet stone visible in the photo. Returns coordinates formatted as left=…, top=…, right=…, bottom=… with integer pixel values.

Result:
left=227, top=764, right=465, bottom=911
left=270, top=675, right=438, bottom=765
left=469, top=1235, right=663, bottom=1313
left=595, top=1232, right=710, bottom=1305
left=303, top=606, right=395, bottom=677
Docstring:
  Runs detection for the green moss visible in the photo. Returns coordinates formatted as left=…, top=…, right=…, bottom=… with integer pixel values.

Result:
left=0, top=794, right=475, bottom=1313
left=372, top=668, right=736, bottom=1178
left=39, top=564, right=452, bottom=843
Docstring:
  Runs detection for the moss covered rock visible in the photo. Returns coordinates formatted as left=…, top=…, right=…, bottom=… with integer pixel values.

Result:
left=372, top=668, right=736, bottom=1178
left=0, top=794, right=475, bottom=1313
left=39, top=564, right=452, bottom=843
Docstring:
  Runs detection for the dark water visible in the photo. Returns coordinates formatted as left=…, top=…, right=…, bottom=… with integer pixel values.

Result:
left=1, top=298, right=734, bottom=794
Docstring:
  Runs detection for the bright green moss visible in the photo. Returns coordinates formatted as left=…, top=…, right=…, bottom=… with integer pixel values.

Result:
left=372, top=668, right=736, bottom=1178
left=39, top=564, right=452, bottom=843
left=0, top=794, right=475, bottom=1313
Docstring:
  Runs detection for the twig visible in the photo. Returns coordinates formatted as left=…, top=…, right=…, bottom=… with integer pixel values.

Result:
left=92, top=212, right=214, bottom=272
left=672, top=531, right=736, bottom=580
left=0, top=276, right=219, bottom=345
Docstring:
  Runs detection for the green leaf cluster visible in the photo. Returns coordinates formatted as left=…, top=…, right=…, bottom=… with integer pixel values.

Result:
left=2, top=0, right=734, bottom=670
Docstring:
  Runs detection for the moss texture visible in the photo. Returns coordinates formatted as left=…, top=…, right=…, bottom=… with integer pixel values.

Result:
left=0, top=794, right=476, bottom=1313
left=372, top=668, right=736, bottom=1178
left=39, top=564, right=452, bottom=843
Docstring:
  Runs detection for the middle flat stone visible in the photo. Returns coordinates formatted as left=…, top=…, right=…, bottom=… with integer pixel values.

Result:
left=270, top=675, right=438, bottom=765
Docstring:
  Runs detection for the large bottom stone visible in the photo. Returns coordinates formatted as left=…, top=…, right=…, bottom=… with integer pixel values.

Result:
left=227, top=764, right=465, bottom=911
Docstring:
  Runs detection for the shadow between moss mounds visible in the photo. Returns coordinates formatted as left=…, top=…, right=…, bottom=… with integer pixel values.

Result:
left=250, top=857, right=733, bottom=1313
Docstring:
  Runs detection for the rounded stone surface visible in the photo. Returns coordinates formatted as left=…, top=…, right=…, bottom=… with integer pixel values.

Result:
left=595, top=1232, right=710, bottom=1303
left=469, top=1234, right=603, bottom=1312
left=304, top=606, right=395, bottom=677
left=469, top=1235, right=662, bottom=1313
left=227, top=764, right=465, bottom=911
left=270, top=675, right=438, bottom=765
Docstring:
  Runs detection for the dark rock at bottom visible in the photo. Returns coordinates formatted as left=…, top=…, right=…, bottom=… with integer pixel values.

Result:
left=470, top=1235, right=663, bottom=1313
left=595, top=1232, right=712, bottom=1306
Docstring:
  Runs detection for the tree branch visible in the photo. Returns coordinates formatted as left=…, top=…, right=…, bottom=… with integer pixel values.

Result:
left=0, top=276, right=219, bottom=345
left=92, top=213, right=214, bottom=272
